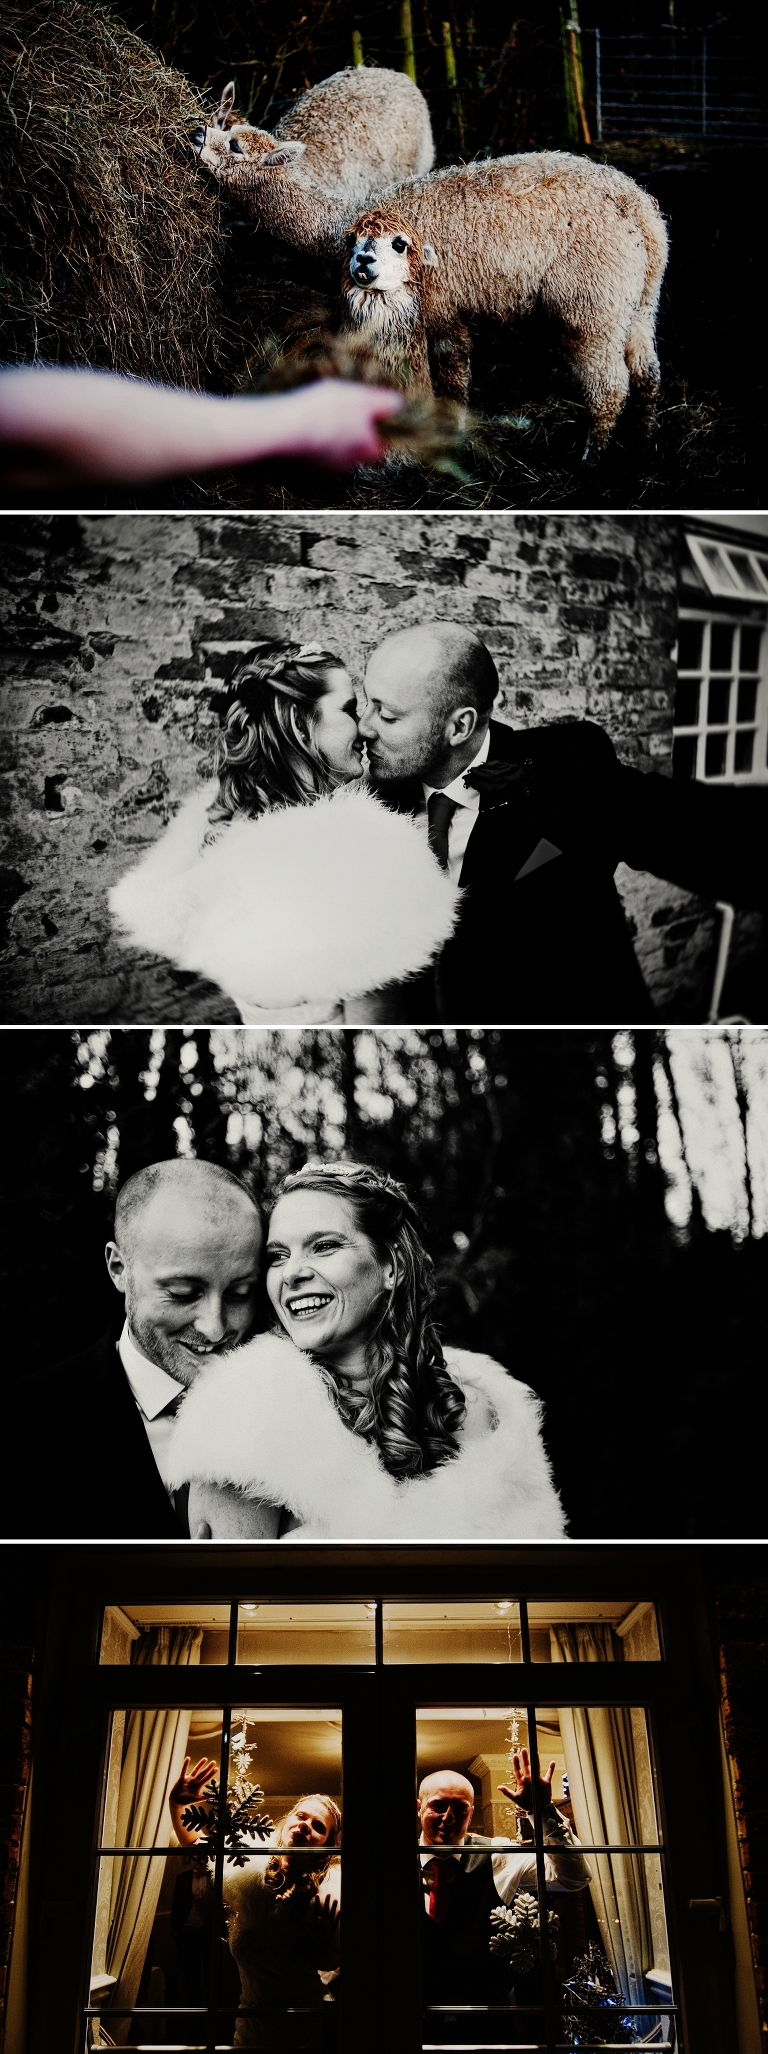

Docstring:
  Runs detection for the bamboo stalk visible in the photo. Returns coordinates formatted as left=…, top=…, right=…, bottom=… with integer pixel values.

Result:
left=441, top=19, right=466, bottom=153
left=568, top=22, right=592, bottom=145
left=400, top=0, right=416, bottom=82
left=351, top=27, right=364, bottom=66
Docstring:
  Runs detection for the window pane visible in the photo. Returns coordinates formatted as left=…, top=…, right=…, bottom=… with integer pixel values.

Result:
left=416, top=1705, right=671, bottom=2051
left=673, top=677, right=699, bottom=726
left=740, top=624, right=762, bottom=671
left=528, top=1599, right=661, bottom=1662
left=100, top=1602, right=232, bottom=1665
left=676, top=618, right=703, bottom=670
left=737, top=678, right=758, bottom=723
left=91, top=1707, right=342, bottom=2050
left=237, top=1601, right=375, bottom=1665
left=705, top=732, right=728, bottom=777
left=734, top=730, right=756, bottom=774
left=706, top=676, right=731, bottom=724
left=700, top=543, right=738, bottom=590
left=383, top=1601, right=522, bottom=1664
left=672, top=733, right=697, bottom=781
left=729, top=551, right=765, bottom=595
left=710, top=623, right=734, bottom=671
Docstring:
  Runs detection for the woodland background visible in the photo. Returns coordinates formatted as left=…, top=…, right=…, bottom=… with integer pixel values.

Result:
left=2, top=1022, right=767, bottom=1540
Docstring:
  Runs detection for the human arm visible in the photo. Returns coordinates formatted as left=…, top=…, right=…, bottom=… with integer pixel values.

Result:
left=168, top=1757, right=218, bottom=1849
left=491, top=1749, right=590, bottom=1901
left=0, top=366, right=404, bottom=489
left=617, top=760, right=768, bottom=911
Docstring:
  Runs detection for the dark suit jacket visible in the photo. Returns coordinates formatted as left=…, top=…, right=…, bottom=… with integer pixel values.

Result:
left=384, top=720, right=768, bottom=1025
left=1, top=1324, right=186, bottom=1539
left=420, top=1834, right=511, bottom=2006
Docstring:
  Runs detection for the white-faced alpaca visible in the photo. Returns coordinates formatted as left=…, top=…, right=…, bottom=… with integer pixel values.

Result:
left=340, top=154, right=669, bottom=454
left=192, top=69, right=434, bottom=261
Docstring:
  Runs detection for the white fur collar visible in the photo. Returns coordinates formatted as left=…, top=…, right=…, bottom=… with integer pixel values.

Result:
left=165, top=1332, right=566, bottom=1539
left=110, top=782, right=458, bottom=1011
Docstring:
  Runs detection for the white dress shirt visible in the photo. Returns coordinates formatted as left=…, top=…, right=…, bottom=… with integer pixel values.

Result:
left=117, top=1322, right=184, bottom=1498
left=422, top=728, right=492, bottom=887
left=420, top=1808, right=590, bottom=1907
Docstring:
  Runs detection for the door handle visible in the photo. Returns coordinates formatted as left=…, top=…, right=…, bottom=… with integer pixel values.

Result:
left=689, top=1896, right=727, bottom=1933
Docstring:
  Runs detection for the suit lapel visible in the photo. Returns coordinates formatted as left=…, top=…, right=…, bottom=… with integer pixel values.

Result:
left=95, top=1328, right=187, bottom=1536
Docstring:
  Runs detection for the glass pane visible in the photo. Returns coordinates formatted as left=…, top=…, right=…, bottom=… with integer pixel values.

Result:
left=710, top=623, right=734, bottom=671
left=416, top=1706, right=672, bottom=2050
left=676, top=618, right=703, bottom=670
left=705, top=732, right=728, bottom=778
left=741, top=624, right=763, bottom=670
left=91, top=1707, right=342, bottom=2050
left=672, top=733, right=697, bottom=781
left=673, top=677, right=699, bottom=726
left=529, top=1599, right=661, bottom=1662
left=383, top=1601, right=522, bottom=1664
left=100, top=1602, right=232, bottom=1665
left=734, top=730, right=756, bottom=774
left=237, top=1601, right=375, bottom=1665
left=736, top=677, right=758, bottom=723
left=706, top=676, right=731, bottom=724
left=701, top=545, right=738, bottom=591
left=729, top=550, right=765, bottom=595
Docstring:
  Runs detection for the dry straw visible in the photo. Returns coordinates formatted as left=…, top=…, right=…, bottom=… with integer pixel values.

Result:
left=0, top=0, right=226, bottom=386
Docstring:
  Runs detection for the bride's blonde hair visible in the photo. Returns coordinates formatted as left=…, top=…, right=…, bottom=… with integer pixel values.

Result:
left=209, top=639, right=346, bottom=823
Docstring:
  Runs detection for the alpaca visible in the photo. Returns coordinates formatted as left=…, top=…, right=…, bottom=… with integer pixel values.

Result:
left=340, top=154, right=669, bottom=454
left=192, top=69, right=435, bottom=261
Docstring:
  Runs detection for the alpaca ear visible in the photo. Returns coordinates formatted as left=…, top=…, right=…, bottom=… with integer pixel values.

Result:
left=422, top=243, right=439, bottom=268
left=217, top=81, right=236, bottom=122
left=261, top=140, right=307, bottom=168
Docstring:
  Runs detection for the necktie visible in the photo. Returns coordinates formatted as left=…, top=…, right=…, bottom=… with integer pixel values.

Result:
left=427, top=791, right=459, bottom=871
left=425, top=1855, right=454, bottom=1923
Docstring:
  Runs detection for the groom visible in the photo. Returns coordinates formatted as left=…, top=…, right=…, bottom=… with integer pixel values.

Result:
left=358, top=622, right=768, bottom=1023
left=1, top=1158, right=263, bottom=1540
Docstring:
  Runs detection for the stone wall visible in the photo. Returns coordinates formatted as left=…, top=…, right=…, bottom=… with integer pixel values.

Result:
left=0, top=511, right=754, bottom=1023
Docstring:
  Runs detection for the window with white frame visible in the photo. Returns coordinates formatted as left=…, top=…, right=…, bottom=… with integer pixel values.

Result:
left=672, top=612, right=768, bottom=784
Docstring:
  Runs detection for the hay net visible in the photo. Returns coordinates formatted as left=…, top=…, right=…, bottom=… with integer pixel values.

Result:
left=0, top=0, right=226, bottom=387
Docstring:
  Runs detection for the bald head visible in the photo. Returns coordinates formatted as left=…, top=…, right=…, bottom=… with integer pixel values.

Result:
left=360, top=624, right=499, bottom=787
left=107, top=1158, right=263, bottom=1386
left=418, top=1769, right=475, bottom=1845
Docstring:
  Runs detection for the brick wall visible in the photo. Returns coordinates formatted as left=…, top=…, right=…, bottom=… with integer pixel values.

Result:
left=0, top=1620, right=33, bottom=2051
left=0, top=511, right=755, bottom=1023
left=718, top=1575, right=768, bottom=2035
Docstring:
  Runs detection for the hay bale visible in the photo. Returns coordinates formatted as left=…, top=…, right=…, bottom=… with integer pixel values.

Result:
left=0, top=0, right=226, bottom=386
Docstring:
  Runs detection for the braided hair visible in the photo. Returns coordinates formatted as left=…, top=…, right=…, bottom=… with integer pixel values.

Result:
left=208, top=638, right=347, bottom=824
left=270, top=1161, right=466, bottom=1478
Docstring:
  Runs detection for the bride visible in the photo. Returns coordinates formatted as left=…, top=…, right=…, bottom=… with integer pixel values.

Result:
left=166, top=1159, right=566, bottom=1539
left=109, top=637, right=457, bottom=1023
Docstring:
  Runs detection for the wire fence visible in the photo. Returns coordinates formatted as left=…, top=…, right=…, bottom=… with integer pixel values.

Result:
left=594, top=31, right=768, bottom=142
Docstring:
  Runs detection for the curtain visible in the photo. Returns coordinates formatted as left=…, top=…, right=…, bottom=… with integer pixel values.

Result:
left=100, top=1625, right=203, bottom=2046
left=550, top=1622, right=653, bottom=2009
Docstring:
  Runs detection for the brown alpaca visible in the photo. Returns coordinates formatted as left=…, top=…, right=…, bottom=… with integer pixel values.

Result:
left=340, top=155, right=669, bottom=454
left=192, top=70, right=435, bottom=261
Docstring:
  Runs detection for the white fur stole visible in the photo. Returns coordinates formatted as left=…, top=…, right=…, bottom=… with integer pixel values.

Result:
left=165, top=1332, right=566, bottom=1539
left=109, top=782, right=458, bottom=1010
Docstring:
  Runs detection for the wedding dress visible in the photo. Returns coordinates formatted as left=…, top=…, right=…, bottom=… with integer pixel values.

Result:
left=165, top=1333, right=567, bottom=1539
left=223, top=1847, right=340, bottom=2050
left=109, top=780, right=458, bottom=1022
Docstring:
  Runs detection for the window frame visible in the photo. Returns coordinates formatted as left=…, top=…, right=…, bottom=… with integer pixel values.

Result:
left=23, top=1544, right=744, bottom=2054
left=673, top=606, right=768, bottom=786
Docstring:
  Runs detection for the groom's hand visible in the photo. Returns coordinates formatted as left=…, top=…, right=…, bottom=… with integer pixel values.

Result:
left=498, top=1746, right=557, bottom=1816
left=193, top=1519, right=212, bottom=1539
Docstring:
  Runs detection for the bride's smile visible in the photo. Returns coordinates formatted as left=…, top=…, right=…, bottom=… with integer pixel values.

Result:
left=265, top=1188, right=395, bottom=1377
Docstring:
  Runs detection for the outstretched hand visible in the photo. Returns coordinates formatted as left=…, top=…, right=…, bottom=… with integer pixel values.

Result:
left=169, top=1756, right=218, bottom=1810
left=498, top=1746, right=557, bottom=1816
